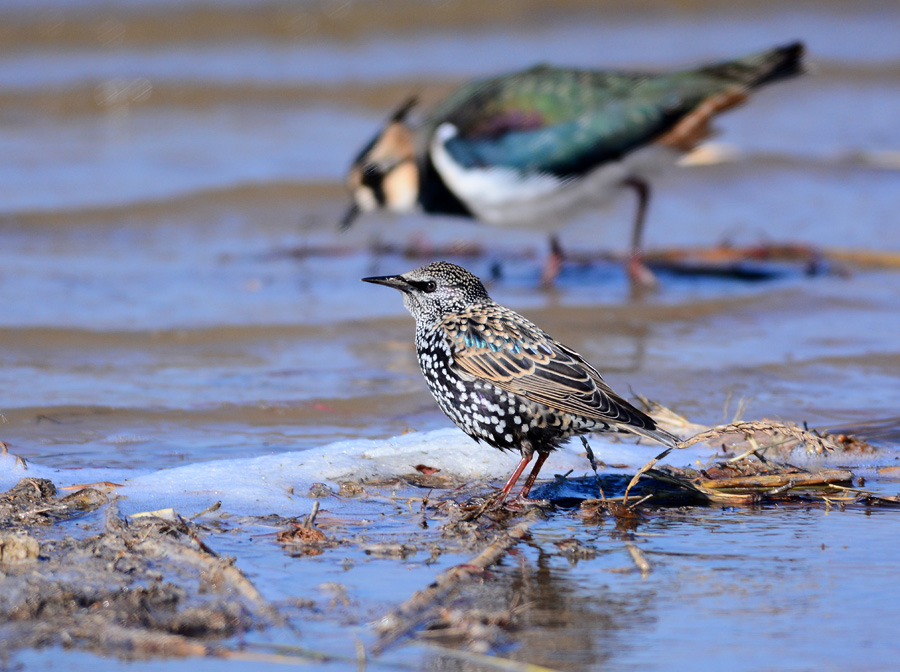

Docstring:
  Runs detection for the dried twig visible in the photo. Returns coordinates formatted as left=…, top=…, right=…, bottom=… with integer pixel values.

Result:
left=59, top=481, right=124, bottom=491
left=189, top=501, right=222, bottom=520
left=680, top=420, right=836, bottom=454
left=694, top=469, right=851, bottom=491
left=303, top=500, right=320, bottom=528
left=626, top=494, right=653, bottom=510
left=623, top=447, right=673, bottom=506
left=141, top=512, right=278, bottom=620
left=176, top=513, right=219, bottom=557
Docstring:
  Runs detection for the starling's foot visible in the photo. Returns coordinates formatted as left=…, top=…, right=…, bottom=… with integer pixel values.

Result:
left=627, top=255, right=657, bottom=290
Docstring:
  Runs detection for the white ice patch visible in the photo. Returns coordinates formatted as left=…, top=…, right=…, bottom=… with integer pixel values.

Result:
left=0, top=428, right=592, bottom=516
left=5, top=427, right=869, bottom=518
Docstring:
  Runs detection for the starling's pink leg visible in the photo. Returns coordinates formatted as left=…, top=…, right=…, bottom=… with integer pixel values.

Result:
left=517, top=451, right=550, bottom=499
left=623, top=177, right=657, bottom=289
left=499, top=452, right=533, bottom=502
left=540, top=235, right=565, bottom=287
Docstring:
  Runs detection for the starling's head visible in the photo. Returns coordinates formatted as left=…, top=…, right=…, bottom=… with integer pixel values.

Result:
left=341, top=97, right=420, bottom=231
left=362, top=261, right=491, bottom=324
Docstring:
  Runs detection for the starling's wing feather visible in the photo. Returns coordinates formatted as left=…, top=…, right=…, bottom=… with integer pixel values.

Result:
left=443, top=308, right=660, bottom=432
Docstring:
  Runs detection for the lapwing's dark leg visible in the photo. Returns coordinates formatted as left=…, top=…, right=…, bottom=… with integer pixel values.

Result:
left=517, top=451, right=550, bottom=499
left=499, top=452, right=533, bottom=502
left=623, top=177, right=657, bottom=289
left=540, top=235, right=565, bottom=287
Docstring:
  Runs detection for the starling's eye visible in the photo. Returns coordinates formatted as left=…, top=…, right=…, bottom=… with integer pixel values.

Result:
left=409, top=278, right=438, bottom=293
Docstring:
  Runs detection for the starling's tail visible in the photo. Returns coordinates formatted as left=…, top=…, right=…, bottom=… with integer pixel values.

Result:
left=701, top=41, right=806, bottom=89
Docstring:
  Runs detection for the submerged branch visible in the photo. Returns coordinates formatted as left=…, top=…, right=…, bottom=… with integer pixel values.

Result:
left=373, top=521, right=531, bottom=653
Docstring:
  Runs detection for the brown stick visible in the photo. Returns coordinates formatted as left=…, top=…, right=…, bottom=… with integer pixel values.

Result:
left=623, top=447, right=673, bottom=506
left=695, top=469, right=852, bottom=490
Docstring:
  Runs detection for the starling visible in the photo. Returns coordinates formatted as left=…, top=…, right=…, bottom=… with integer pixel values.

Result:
left=363, top=261, right=679, bottom=502
left=344, top=42, right=805, bottom=287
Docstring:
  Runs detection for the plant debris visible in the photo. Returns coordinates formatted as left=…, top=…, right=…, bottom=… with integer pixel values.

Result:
left=0, top=477, right=107, bottom=526
left=0, top=407, right=896, bottom=666
left=276, top=500, right=344, bottom=555
left=554, top=538, right=598, bottom=562
left=373, top=521, right=532, bottom=653
left=0, top=478, right=277, bottom=660
left=0, top=532, right=40, bottom=565
left=415, top=464, right=441, bottom=475
left=641, top=456, right=854, bottom=505
left=679, top=418, right=876, bottom=456
left=277, top=525, right=328, bottom=544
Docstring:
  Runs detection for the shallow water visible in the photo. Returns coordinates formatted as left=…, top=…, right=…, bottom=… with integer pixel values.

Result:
left=2, top=0, right=900, bottom=669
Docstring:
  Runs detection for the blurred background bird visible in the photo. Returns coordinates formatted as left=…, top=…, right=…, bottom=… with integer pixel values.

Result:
left=363, top=261, right=679, bottom=503
left=344, top=42, right=805, bottom=288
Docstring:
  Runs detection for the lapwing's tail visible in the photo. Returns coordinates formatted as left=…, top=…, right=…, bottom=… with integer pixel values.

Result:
left=701, top=41, right=806, bottom=89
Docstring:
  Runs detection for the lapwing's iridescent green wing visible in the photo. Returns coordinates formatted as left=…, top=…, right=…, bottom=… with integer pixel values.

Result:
left=425, top=43, right=803, bottom=177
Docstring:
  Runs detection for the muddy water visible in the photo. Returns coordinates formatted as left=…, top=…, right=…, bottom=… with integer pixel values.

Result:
left=2, top=0, right=900, bottom=669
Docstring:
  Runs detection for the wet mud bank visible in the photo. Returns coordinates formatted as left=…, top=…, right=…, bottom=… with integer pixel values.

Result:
left=3, top=412, right=899, bottom=669
left=0, top=479, right=273, bottom=660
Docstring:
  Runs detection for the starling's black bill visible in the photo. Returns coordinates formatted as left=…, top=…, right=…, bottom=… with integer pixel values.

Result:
left=361, top=274, right=410, bottom=291
left=339, top=203, right=360, bottom=231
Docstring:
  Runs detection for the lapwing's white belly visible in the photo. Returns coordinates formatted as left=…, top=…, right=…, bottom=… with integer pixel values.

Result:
left=430, top=123, right=680, bottom=230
